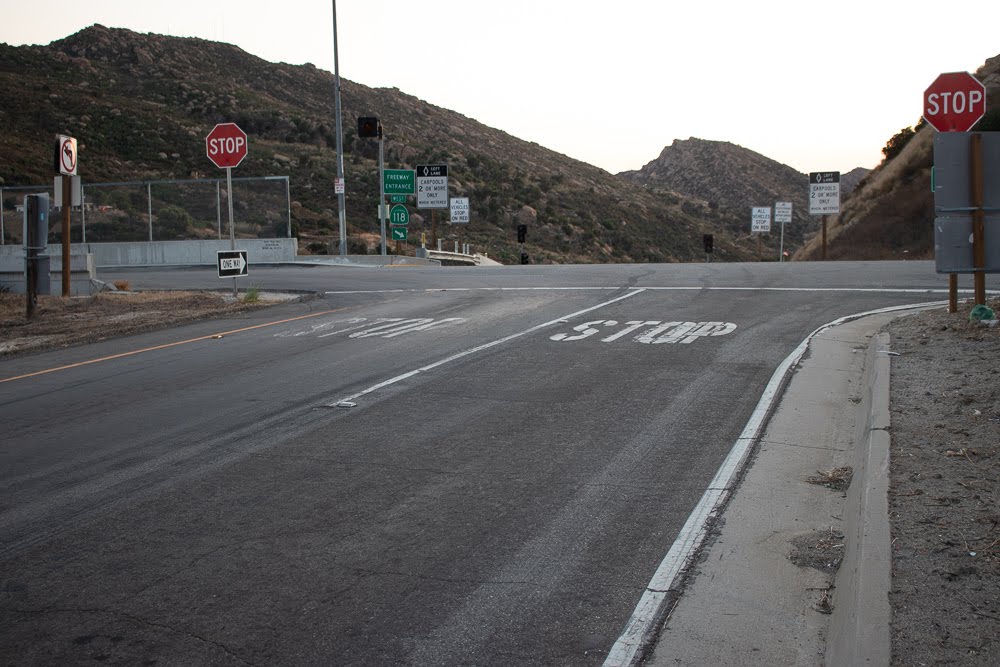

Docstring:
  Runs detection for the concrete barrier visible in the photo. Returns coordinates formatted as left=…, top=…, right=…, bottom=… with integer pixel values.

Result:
left=0, top=253, right=97, bottom=296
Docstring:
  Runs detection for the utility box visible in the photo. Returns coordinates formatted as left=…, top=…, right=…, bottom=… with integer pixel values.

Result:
left=24, top=193, right=50, bottom=296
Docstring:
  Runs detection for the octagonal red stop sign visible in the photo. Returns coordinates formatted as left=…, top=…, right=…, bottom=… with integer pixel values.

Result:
left=923, top=72, right=986, bottom=132
left=205, top=122, right=248, bottom=168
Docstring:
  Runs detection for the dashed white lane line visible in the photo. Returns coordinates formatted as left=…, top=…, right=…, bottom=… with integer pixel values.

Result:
left=326, top=289, right=647, bottom=407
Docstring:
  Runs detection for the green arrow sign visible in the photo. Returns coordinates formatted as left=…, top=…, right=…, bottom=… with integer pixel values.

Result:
left=391, top=227, right=408, bottom=241
left=383, top=169, right=415, bottom=195
left=389, top=204, right=410, bottom=226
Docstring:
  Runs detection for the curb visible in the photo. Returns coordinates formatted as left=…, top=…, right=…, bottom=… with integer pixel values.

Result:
left=827, top=331, right=892, bottom=665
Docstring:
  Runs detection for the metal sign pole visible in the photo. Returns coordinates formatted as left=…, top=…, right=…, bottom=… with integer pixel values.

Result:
left=227, top=166, right=237, bottom=298
left=779, top=220, right=785, bottom=262
left=0, top=186, right=4, bottom=245
left=332, top=0, right=348, bottom=256
left=379, top=135, right=386, bottom=256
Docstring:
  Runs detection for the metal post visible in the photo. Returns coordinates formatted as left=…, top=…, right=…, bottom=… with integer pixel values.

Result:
left=379, top=135, right=386, bottom=256
left=61, top=175, right=71, bottom=296
left=0, top=186, right=4, bottom=246
left=285, top=176, right=292, bottom=239
left=226, top=167, right=237, bottom=299
left=779, top=219, right=785, bottom=262
left=216, top=181, right=222, bottom=239
left=332, top=0, right=348, bottom=256
left=81, top=185, right=86, bottom=244
left=147, top=182, right=153, bottom=242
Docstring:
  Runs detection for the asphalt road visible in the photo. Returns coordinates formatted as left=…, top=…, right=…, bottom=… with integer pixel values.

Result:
left=0, top=261, right=985, bottom=665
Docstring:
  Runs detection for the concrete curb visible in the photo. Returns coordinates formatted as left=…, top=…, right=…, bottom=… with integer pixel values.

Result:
left=827, top=332, right=892, bottom=665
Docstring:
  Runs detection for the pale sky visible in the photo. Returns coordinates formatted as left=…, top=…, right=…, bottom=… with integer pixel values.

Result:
left=1, top=1, right=995, bottom=175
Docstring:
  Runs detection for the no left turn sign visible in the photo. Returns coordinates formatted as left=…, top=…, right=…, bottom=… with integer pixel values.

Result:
left=55, top=135, right=78, bottom=175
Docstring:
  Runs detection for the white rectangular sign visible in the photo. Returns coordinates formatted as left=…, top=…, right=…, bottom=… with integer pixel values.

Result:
left=751, top=206, right=771, bottom=232
left=809, top=172, right=841, bottom=215
left=450, top=197, right=470, bottom=224
left=774, top=201, right=792, bottom=224
left=334, top=177, right=345, bottom=195
left=417, top=176, right=449, bottom=209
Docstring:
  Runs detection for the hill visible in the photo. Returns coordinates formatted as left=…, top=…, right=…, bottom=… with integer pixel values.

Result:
left=619, top=138, right=835, bottom=255
left=1, top=25, right=775, bottom=264
left=794, top=54, right=1000, bottom=261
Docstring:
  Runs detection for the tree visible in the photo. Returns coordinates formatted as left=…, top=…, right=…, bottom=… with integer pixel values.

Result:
left=882, top=126, right=916, bottom=163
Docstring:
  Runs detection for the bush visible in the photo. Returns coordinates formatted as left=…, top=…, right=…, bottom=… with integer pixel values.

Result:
left=882, top=126, right=916, bottom=162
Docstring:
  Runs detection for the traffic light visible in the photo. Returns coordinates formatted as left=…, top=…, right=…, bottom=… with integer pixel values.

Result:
left=520, top=251, right=530, bottom=265
left=703, top=234, right=714, bottom=254
left=357, top=116, right=382, bottom=138
left=517, top=224, right=527, bottom=243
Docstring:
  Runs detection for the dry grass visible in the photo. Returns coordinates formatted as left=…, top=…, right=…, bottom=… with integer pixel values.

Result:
left=0, top=291, right=270, bottom=356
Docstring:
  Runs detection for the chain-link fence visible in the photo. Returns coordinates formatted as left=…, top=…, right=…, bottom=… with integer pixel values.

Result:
left=1, top=176, right=290, bottom=246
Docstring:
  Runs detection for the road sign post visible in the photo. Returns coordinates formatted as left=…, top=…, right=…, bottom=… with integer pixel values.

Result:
left=924, top=71, right=988, bottom=305
left=775, top=202, right=792, bottom=262
left=206, top=123, right=248, bottom=296
left=55, top=134, right=77, bottom=297
left=809, top=172, right=840, bottom=261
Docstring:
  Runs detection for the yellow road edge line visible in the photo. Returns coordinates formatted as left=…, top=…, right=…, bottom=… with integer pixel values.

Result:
left=0, top=308, right=350, bottom=385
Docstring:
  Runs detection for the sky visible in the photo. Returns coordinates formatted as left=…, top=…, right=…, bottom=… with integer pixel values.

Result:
left=1, top=1, right=996, bottom=175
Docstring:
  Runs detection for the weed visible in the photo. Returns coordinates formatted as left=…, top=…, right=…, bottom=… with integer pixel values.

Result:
left=113, top=280, right=130, bottom=291
left=243, top=285, right=260, bottom=303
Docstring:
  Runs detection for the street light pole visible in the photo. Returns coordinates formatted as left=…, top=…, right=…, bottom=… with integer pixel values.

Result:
left=331, top=0, right=347, bottom=255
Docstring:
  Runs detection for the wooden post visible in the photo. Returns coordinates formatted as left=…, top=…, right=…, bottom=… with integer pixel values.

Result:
left=61, top=176, right=71, bottom=296
left=949, top=273, right=958, bottom=313
left=821, top=215, right=828, bottom=260
left=971, top=133, right=986, bottom=305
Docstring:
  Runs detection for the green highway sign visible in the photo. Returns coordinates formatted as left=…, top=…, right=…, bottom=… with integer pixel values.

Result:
left=389, top=194, right=408, bottom=203
left=383, top=169, right=415, bottom=195
left=391, top=227, right=408, bottom=241
left=389, top=204, right=410, bottom=226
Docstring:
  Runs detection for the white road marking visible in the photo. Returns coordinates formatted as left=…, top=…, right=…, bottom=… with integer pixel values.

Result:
left=327, top=290, right=647, bottom=407
left=548, top=320, right=739, bottom=344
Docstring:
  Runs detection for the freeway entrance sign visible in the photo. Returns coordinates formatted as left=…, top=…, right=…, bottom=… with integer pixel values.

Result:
left=383, top=169, right=415, bottom=195
left=217, top=250, right=248, bottom=278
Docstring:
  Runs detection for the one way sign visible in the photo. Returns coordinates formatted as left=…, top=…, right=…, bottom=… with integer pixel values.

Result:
left=217, top=250, right=248, bottom=278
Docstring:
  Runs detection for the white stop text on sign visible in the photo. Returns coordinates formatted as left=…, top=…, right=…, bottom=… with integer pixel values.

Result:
left=925, top=89, right=984, bottom=117
left=208, top=136, right=246, bottom=156
left=549, top=320, right=737, bottom=344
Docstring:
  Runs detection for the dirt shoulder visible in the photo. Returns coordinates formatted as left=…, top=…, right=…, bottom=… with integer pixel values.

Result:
left=885, top=298, right=1000, bottom=666
left=0, top=290, right=293, bottom=356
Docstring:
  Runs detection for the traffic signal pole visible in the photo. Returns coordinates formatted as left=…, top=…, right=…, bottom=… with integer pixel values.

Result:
left=379, top=134, right=386, bottom=256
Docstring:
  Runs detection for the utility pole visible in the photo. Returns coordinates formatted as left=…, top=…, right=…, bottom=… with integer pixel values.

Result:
left=331, top=0, right=347, bottom=255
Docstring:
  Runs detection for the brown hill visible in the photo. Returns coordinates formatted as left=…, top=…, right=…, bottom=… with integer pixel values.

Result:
left=794, top=54, right=1000, bottom=261
left=619, top=138, right=832, bottom=256
left=0, top=25, right=758, bottom=264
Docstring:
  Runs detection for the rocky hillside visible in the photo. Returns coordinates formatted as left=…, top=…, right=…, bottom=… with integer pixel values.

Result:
left=795, top=54, right=1000, bottom=261
left=0, top=25, right=848, bottom=264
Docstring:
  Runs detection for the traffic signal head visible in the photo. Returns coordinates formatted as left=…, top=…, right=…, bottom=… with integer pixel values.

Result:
left=517, top=224, right=527, bottom=243
left=358, top=116, right=382, bottom=138
left=703, top=234, right=714, bottom=253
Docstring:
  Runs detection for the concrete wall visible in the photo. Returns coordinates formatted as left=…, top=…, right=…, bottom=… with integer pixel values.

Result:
left=0, top=238, right=298, bottom=268
left=1, top=253, right=97, bottom=296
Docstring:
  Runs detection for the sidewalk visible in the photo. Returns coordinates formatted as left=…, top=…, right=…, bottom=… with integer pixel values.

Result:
left=640, top=313, right=900, bottom=666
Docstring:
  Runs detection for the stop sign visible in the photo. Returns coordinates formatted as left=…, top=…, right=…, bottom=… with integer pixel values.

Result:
left=205, top=122, right=248, bottom=168
left=923, top=72, right=987, bottom=132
